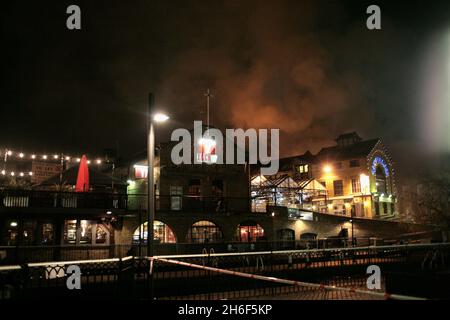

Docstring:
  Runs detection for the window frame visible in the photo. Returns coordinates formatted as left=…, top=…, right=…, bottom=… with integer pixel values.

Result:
left=333, top=180, right=344, bottom=196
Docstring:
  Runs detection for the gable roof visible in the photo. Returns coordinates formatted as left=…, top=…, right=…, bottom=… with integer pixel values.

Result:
left=315, top=138, right=380, bottom=162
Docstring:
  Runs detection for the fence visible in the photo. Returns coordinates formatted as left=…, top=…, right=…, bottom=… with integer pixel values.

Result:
left=1, top=243, right=449, bottom=300
left=0, top=189, right=127, bottom=209
left=0, top=237, right=400, bottom=265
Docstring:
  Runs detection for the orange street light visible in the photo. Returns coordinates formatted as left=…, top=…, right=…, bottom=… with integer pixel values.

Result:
left=323, top=164, right=332, bottom=174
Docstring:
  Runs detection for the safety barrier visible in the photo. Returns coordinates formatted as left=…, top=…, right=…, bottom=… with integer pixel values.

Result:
left=151, top=256, right=425, bottom=300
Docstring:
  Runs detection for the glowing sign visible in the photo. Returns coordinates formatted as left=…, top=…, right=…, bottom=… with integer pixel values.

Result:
left=371, top=156, right=389, bottom=176
left=196, top=137, right=217, bottom=164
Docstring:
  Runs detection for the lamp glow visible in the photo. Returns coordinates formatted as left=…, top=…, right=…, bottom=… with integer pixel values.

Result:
left=153, top=113, right=170, bottom=122
left=323, top=165, right=332, bottom=174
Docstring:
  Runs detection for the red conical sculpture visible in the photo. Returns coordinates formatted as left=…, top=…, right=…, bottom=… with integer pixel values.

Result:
left=75, top=155, right=90, bottom=192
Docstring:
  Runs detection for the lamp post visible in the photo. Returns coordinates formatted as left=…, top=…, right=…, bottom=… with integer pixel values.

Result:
left=147, top=93, right=155, bottom=258
left=147, top=93, right=169, bottom=258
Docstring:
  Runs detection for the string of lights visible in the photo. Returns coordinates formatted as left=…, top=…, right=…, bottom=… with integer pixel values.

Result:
left=1, top=170, right=34, bottom=178
left=0, top=147, right=113, bottom=178
left=0, top=148, right=108, bottom=164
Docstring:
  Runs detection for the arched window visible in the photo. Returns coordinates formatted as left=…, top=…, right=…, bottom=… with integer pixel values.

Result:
left=237, top=221, right=265, bottom=242
left=186, top=220, right=223, bottom=243
left=300, top=232, right=317, bottom=240
left=375, top=166, right=387, bottom=194
left=133, top=221, right=176, bottom=244
left=277, top=229, right=295, bottom=241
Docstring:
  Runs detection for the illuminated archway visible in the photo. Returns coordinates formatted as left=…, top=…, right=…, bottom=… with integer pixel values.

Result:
left=186, top=220, right=223, bottom=243
left=375, top=165, right=388, bottom=194
left=133, top=221, right=176, bottom=243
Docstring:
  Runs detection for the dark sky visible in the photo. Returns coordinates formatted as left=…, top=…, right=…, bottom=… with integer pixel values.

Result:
left=2, top=0, right=450, bottom=175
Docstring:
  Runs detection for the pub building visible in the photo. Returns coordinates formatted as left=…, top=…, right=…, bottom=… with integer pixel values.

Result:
left=1, top=131, right=430, bottom=263
left=252, top=132, right=398, bottom=219
left=121, top=126, right=270, bottom=247
left=0, top=162, right=127, bottom=247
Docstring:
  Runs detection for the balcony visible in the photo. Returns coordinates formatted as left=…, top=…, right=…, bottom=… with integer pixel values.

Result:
left=0, top=189, right=253, bottom=215
left=0, top=189, right=128, bottom=210
left=128, top=194, right=251, bottom=215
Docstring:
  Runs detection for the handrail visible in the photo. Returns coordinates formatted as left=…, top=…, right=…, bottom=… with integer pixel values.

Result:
left=153, top=242, right=450, bottom=259
left=0, top=242, right=448, bottom=271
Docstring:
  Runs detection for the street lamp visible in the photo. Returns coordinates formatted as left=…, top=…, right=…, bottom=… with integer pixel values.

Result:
left=323, top=164, right=332, bottom=174
left=147, top=93, right=169, bottom=259
left=153, top=113, right=170, bottom=122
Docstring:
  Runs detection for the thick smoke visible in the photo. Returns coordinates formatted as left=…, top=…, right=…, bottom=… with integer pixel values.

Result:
left=155, top=1, right=368, bottom=156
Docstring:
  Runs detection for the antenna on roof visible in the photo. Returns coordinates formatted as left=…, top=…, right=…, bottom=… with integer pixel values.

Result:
left=204, top=88, right=214, bottom=132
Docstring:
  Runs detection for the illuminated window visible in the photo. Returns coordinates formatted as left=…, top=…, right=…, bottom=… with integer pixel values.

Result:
left=133, top=221, right=176, bottom=244
left=5, top=220, right=19, bottom=246
left=298, top=164, right=309, bottom=173
left=237, top=222, right=265, bottom=242
left=96, top=224, right=108, bottom=244
left=79, top=220, right=93, bottom=244
left=351, top=178, right=361, bottom=193
left=134, top=165, right=148, bottom=179
left=64, top=220, right=77, bottom=244
left=22, top=220, right=37, bottom=245
left=41, top=223, right=54, bottom=245
left=187, top=220, right=223, bottom=243
left=63, top=219, right=96, bottom=245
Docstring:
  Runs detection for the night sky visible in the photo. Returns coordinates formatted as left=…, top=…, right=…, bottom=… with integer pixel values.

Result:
left=2, top=0, right=450, bottom=176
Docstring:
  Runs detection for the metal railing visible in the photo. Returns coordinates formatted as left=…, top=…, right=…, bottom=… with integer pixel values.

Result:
left=0, top=189, right=252, bottom=213
left=0, top=189, right=127, bottom=210
left=0, top=237, right=400, bottom=265
left=1, top=243, right=448, bottom=300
